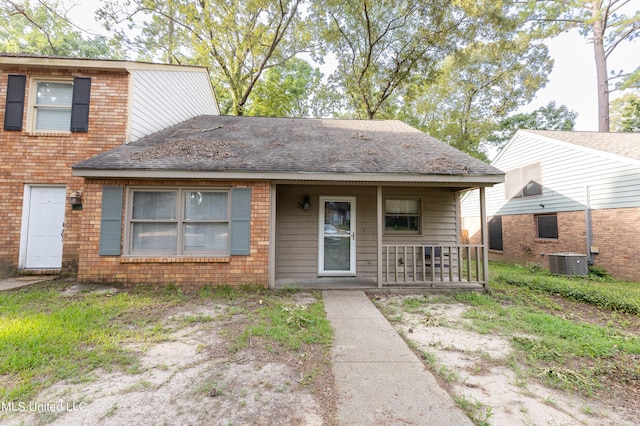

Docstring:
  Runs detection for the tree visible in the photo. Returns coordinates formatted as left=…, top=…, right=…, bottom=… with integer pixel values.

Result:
left=99, top=0, right=310, bottom=115
left=246, top=57, right=323, bottom=117
left=398, top=36, right=552, bottom=159
left=0, top=0, right=120, bottom=58
left=526, top=0, right=640, bottom=132
left=610, top=91, right=640, bottom=131
left=310, top=0, right=458, bottom=119
left=489, top=101, right=577, bottom=146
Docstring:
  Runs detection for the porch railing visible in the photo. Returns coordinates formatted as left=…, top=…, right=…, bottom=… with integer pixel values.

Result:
left=381, top=244, right=486, bottom=287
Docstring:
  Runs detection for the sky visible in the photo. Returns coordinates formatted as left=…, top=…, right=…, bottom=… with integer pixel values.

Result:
left=69, top=1, right=639, bottom=132
left=524, top=30, right=639, bottom=131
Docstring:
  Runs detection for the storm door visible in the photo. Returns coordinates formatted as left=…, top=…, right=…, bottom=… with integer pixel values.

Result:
left=318, top=197, right=356, bottom=276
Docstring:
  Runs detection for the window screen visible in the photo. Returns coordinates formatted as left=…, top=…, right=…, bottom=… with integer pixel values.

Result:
left=488, top=216, right=503, bottom=251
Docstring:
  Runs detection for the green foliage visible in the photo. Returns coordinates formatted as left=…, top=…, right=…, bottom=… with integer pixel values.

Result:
left=99, top=0, right=310, bottom=115
left=246, top=58, right=324, bottom=117
left=240, top=299, right=333, bottom=351
left=399, top=34, right=552, bottom=159
left=0, top=0, right=122, bottom=58
left=610, top=91, right=640, bottom=132
left=0, top=286, right=173, bottom=401
left=488, top=101, right=577, bottom=147
left=493, top=265, right=640, bottom=315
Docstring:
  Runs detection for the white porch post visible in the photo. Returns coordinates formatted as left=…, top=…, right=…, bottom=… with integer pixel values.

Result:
left=480, top=187, right=489, bottom=290
left=377, top=185, right=383, bottom=288
left=268, top=183, right=277, bottom=288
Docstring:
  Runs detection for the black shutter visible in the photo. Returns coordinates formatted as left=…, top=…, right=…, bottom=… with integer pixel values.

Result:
left=70, top=77, right=91, bottom=132
left=99, top=186, right=123, bottom=255
left=4, top=74, right=26, bottom=131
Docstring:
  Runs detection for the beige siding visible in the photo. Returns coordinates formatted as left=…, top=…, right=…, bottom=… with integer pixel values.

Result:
left=275, top=185, right=459, bottom=279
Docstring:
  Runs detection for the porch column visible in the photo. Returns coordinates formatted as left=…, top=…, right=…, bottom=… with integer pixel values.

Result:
left=268, top=183, right=277, bottom=288
left=377, top=185, right=383, bottom=288
left=480, top=187, right=489, bottom=290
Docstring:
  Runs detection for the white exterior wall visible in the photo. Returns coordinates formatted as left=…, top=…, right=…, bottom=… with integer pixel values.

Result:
left=129, top=70, right=219, bottom=142
left=462, top=131, right=640, bottom=220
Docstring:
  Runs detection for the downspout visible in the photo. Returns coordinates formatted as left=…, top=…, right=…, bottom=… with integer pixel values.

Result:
left=585, top=186, right=593, bottom=265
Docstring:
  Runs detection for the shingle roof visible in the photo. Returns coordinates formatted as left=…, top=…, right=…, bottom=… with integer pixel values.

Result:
left=525, top=130, right=640, bottom=161
left=73, top=115, right=502, bottom=179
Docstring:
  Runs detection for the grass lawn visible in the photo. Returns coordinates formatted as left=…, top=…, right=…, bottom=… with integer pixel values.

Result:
left=0, top=282, right=333, bottom=408
left=375, top=261, right=640, bottom=423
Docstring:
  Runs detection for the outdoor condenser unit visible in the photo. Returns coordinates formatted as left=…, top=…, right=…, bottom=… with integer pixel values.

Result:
left=547, top=253, right=588, bottom=276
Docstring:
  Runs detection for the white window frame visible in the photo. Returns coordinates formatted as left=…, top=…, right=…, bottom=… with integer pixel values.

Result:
left=27, top=77, right=74, bottom=133
left=124, top=187, right=230, bottom=256
left=383, top=197, right=422, bottom=235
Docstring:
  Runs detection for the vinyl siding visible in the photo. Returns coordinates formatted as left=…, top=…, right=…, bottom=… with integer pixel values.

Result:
left=275, top=185, right=458, bottom=279
left=129, top=70, right=218, bottom=141
left=462, top=131, right=640, bottom=219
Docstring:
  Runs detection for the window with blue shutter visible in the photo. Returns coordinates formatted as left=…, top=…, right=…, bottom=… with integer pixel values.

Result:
left=100, top=186, right=124, bottom=255
left=4, top=74, right=26, bottom=131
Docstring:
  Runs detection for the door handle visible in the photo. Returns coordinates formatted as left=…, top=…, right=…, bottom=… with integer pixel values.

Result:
left=351, top=231, right=355, bottom=240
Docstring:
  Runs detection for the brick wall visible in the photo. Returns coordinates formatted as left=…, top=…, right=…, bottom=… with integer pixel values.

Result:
left=590, top=207, right=640, bottom=282
left=0, top=66, right=129, bottom=273
left=466, top=207, right=640, bottom=282
left=77, top=179, right=271, bottom=290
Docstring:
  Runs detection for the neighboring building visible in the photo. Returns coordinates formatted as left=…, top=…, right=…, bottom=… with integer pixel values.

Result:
left=73, top=115, right=504, bottom=290
left=0, top=54, right=218, bottom=274
left=461, top=129, right=640, bottom=282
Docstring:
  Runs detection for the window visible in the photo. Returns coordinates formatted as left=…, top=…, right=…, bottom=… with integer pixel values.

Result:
left=33, top=81, right=74, bottom=131
left=505, top=163, right=542, bottom=199
left=536, top=214, right=558, bottom=239
left=128, top=189, right=229, bottom=255
left=22, top=76, right=91, bottom=133
left=488, top=216, right=503, bottom=251
left=384, top=198, right=421, bottom=233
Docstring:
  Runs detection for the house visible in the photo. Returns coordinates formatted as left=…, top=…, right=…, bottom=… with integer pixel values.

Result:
left=461, top=130, right=640, bottom=282
left=0, top=54, right=218, bottom=274
left=72, top=115, right=504, bottom=290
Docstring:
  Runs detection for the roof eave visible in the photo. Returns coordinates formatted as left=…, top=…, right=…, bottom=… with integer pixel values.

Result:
left=72, top=169, right=504, bottom=185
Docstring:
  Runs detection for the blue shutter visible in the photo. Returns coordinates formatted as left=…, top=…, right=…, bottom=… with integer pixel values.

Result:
left=230, top=188, right=251, bottom=255
left=99, top=186, right=123, bottom=255
left=4, top=74, right=26, bottom=131
left=70, top=77, right=91, bottom=132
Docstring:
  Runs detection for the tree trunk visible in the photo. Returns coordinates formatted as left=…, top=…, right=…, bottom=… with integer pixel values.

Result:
left=592, top=1, right=610, bottom=132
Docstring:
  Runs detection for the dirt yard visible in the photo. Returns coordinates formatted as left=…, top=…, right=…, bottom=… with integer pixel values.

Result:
left=1, top=286, right=637, bottom=426
left=0, top=289, right=338, bottom=426
left=371, top=293, right=639, bottom=426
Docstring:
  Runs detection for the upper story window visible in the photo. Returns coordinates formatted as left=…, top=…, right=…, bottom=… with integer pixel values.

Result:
left=384, top=198, right=421, bottom=234
left=3, top=74, right=91, bottom=133
left=505, top=162, right=542, bottom=200
left=34, top=81, right=73, bottom=131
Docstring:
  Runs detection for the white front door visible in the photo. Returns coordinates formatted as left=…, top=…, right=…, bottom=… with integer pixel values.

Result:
left=318, top=196, right=356, bottom=276
left=23, top=186, right=66, bottom=269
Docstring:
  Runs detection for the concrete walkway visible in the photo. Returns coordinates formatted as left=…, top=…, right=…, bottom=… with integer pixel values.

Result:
left=0, top=276, right=57, bottom=291
left=323, top=290, right=473, bottom=426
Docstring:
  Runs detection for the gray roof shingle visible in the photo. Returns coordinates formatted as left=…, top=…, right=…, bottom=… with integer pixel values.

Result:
left=525, top=130, right=640, bottom=161
left=73, top=115, right=502, bottom=177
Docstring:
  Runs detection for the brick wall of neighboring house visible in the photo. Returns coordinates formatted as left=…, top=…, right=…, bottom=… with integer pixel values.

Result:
left=77, top=179, right=271, bottom=290
left=0, top=67, right=129, bottom=273
left=590, top=207, right=640, bottom=282
left=466, top=207, right=640, bottom=282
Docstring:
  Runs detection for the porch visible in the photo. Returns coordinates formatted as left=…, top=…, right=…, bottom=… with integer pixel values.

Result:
left=272, top=184, right=490, bottom=291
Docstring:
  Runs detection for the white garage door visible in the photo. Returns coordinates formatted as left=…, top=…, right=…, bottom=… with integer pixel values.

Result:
left=24, top=186, right=66, bottom=269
